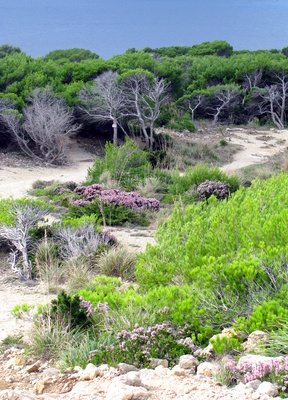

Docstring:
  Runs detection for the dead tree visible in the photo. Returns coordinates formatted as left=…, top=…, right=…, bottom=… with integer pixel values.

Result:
left=251, top=70, right=288, bottom=130
left=0, top=203, right=50, bottom=280
left=208, top=86, right=242, bottom=125
left=123, top=72, right=170, bottom=150
left=178, top=93, right=205, bottom=122
left=78, top=70, right=128, bottom=147
left=1, top=87, right=81, bottom=164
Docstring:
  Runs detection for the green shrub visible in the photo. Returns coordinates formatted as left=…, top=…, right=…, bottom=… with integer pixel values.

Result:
left=210, top=334, right=243, bottom=355
left=85, top=138, right=153, bottom=190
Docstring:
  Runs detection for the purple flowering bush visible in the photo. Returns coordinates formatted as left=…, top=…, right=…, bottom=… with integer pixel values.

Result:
left=89, top=322, right=198, bottom=368
left=69, top=184, right=160, bottom=226
left=197, top=180, right=230, bottom=201
left=223, top=358, right=288, bottom=395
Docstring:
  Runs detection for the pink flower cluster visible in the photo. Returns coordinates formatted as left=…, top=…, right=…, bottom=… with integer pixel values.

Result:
left=226, top=357, right=288, bottom=384
left=80, top=296, right=109, bottom=318
left=72, top=184, right=160, bottom=212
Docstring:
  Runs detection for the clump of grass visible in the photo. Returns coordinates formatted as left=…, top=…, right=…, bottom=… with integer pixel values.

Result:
left=136, top=176, right=163, bottom=199
left=35, top=239, right=65, bottom=293
left=1, top=334, right=24, bottom=346
left=96, top=246, right=136, bottom=281
left=63, top=257, right=95, bottom=293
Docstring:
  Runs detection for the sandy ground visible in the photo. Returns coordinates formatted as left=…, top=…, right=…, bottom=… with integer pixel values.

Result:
left=221, top=127, right=288, bottom=174
left=0, top=141, right=95, bottom=199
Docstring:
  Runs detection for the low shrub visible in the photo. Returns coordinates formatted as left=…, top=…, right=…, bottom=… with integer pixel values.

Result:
left=197, top=180, right=230, bottom=201
left=89, top=322, right=197, bottom=368
left=85, top=138, right=152, bottom=190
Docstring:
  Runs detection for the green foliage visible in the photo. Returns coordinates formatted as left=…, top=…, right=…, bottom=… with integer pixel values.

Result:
left=68, top=200, right=149, bottom=226
left=168, top=114, right=195, bottom=132
left=49, top=290, right=90, bottom=330
left=12, top=303, right=35, bottom=318
left=85, top=138, right=152, bottom=190
left=164, top=164, right=239, bottom=203
left=210, top=334, right=243, bottom=355
left=0, top=198, right=52, bottom=225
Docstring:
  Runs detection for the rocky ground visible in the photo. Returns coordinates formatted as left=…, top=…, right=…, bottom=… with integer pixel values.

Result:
left=0, top=129, right=287, bottom=399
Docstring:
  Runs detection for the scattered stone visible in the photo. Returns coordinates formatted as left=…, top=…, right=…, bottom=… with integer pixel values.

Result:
left=256, top=381, right=279, bottom=397
left=118, top=363, right=138, bottom=374
left=171, top=365, right=186, bottom=377
left=105, top=381, right=148, bottom=400
left=14, top=354, right=26, bottom=366
left=36, top=379, right=46, bottom=395
left=119, top=371, right=142, bottom=387
left=25, top=360, right=41, bottom=373
left=179, top=355, right=199, bottom=369
left=246, top=379, right=261, bottom=391
left=80, top=363, right=103, bottom=381
left=242, top=330, right=269, bottom=352
left=42, top=367, right=60, bottom=377
left=150, top=358, right=168, bottom=369
left=197, top=362, right=218, bottom=378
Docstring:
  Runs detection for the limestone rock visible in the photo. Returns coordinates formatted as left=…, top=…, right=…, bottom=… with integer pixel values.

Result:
left=105, top=381, right=148, bottom=400
left=119, top=371, right=142, bottom=387
left=150, top=358, right=168, bottom=369
left=14, top=355, right=26, bottom=366
left=80, top=363, right=103, bottom=381
left=179, top=355, right=199, bottom=369
left=256, top=381, right=279, bottom=397
left=171, top=365, right=186, bottom=376
left=197, top=362, right=218, bottom=378
left=118, top=363, right=138, bottom=374
left=246, top=379, right=261, bottom=391
left=155, top=365, right=170, bottom=376
left=25, top=360, right=41, bottom=373
left=42, top=367, right=60, bottom=377
left=194, top=343, right=214, bottom=358
left=242, top=330, right=269, bottom=352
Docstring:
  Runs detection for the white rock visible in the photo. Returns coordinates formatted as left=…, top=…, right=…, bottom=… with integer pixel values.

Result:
left=246, top=379, right=261, bottom=391
left=118, top=363, right=138, bottom=374
left=154, top=365, right=169, bottom=376
left=179, top=355, right=199, bottom=369
left=197, top=362, right=218, bottom=378
left=105, top=381, right=148, bottom=400
left=242, top=330, right=269, bottom=352
left=80, top=363, right=102, bottom=381
left=256, top=381, right=279, bottom=397
left=171, top=365, right=186, bottom=376
left=150, top=358, right=168, bottom=369
left=119, top=371, right=142, bottom=387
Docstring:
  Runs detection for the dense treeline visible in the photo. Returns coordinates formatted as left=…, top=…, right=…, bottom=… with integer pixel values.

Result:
left=1, top=40, right=288, bottom=155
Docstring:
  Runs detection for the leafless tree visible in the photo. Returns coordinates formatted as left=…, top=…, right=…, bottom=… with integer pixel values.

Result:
left=0, top=203, right=50, bottom=280
left=208, top=86, right=242, bottom=125
left=1, top=87, right=81, bottom=164
left=179, top=93, right=205, bottom=122
left=123, top=72, right=170, bottom=150
left=244, top=68, right=264, bottom=92
left=78, top=70, right=128, bottom=147
left=252, top=70, right=288, bottom=130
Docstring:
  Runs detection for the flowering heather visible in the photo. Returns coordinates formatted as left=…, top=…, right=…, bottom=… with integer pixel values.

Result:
left=225, top=357, right=288, bottom=394
left=197, top=180, right=230, bottom=201
left=72, top=185, right=160, bottom=212
left=89, top=322, right=197, bottom=368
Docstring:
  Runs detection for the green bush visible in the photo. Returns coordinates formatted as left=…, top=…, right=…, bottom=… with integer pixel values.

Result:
left=85, top=138, right=153, bottom=190
left=68, top=201, right=149, bottom=226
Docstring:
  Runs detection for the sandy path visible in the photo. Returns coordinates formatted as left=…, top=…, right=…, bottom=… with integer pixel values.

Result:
left=221, top=128, right=288, bottom=174
left=0, top=141, right=95, bottom=199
